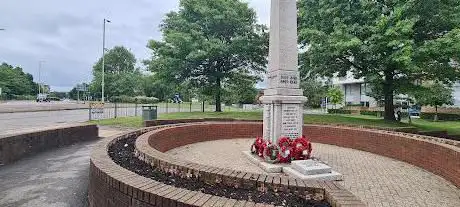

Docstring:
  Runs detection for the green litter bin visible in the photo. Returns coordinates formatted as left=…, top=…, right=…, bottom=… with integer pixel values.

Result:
left=142, top=105, right=158, bottom=120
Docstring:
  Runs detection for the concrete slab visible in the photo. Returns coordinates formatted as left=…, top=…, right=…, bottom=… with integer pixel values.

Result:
left=283, top=167, right=343, bottom=181
left=291, top=160, right=332, bottom=175
left=242, top=151, right=283, bottom=173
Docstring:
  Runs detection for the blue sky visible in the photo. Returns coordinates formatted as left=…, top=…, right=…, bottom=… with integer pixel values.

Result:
left=0, top=0, right=270, bottom=91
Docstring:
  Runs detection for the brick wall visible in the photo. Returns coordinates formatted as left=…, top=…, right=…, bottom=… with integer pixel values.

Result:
left=0, top=124, right=98, bottom=165
left=142, top=120, right=460, bottom=188
left=91, top=124, right=365, bottom=207
left=304, top=125, right=460, bottom=188
left=136, top=122, right=364, bottom=206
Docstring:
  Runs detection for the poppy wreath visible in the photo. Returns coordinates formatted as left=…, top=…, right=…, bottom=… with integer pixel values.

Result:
left=250, top=136, right=266, bottom=157
left=263, top=141, right=279, bottom=164
left=277, top=137, right=292, bottom=163
left=291, top=135, right=312, bottom=160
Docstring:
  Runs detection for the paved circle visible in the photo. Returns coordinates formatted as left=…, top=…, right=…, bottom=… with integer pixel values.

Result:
left=167, top=139, right=460, bottom=207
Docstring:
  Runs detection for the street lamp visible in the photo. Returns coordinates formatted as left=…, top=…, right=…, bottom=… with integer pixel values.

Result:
left=101, top=18, right=111, bottom=103
left=38, top=61, right=45, bottom=95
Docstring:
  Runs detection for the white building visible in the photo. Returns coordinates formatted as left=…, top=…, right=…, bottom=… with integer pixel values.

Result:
left=331, top=73, right=460, bottom=107
left=331, top=73, right=377, bottom=107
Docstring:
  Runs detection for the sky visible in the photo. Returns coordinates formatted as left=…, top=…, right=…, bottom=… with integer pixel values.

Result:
left=0, top=0, right=270, bottom=92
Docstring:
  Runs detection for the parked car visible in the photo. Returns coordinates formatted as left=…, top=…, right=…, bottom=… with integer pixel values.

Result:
left=408, top=105, right=421, bottom=117
left=36, top=93, right=50, bottom=102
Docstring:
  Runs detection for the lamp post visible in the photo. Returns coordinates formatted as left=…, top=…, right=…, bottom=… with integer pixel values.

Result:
left=38, top=61, right=45, bottom=95
left=101, top=18, right=111, bottom=103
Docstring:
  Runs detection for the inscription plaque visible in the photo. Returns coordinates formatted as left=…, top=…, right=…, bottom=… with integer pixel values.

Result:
left=281, top=104, right=301, bottom=139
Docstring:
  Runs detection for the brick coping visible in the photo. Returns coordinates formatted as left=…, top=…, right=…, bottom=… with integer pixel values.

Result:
left=89, top=123, right=364, bottom=207
left=90, top=120, right=459, bottom=207
left=1, top=124, right=98, bottom=166
left=145, top=118, right=459, bottom=148
left=134, top=122, right=365, bottom=207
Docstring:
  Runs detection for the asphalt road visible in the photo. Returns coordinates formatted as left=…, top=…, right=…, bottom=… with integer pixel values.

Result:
left=0, top=140, right=96, bottom=207
left=0, top=105, right=192, bottom=135
left=0, top=109, right=90, bottom=135
left=0, top=128, right=126, bottom=207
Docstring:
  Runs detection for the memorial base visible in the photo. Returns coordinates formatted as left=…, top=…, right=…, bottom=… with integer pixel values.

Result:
left=242, top=151, right=343, bottom=181
left=260, top=95, right=307, bottom=144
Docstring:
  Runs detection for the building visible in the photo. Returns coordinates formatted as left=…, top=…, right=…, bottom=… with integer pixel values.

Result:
left=331, top=73, right=377, bottom=107
left=331, top=73, right=460, bottom=107
left=454, top=83, right=460, bottom=106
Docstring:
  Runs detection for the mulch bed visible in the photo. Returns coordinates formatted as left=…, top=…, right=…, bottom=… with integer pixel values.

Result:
left=108, top=137, right=331, bottom=207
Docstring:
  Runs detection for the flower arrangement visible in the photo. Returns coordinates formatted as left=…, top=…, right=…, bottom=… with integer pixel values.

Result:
left=250, top=136, right=312, bottom=163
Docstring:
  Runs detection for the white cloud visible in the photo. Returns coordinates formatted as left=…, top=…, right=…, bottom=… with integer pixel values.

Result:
left=1, top=0, right=269, bottom=91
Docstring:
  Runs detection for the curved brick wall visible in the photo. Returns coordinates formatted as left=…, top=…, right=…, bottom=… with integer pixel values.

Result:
left=305, top=125, right=460, bottom=188
left=0, top=124, right=98, bottom=165
left=90, top=120, right=459, bottom=207
left=135, top=122, right=364, bottom=207
left=139, top=121, right=459, bottom=189
left=90, top=123, right=364, bottom=207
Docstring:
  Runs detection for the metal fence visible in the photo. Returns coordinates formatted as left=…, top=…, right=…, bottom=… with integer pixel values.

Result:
left=89, top=102, right=264, bottom=121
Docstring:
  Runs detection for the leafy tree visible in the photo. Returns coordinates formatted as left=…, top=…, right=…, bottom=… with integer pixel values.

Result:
left=142, top=75, right=174, bottom=101
left=298, top=0, right=460, bottom=120
left=300, top=72, right=328, bottom=108
left=90, top=46, right=143, bottom=99
left=69, top=83, right=90, bottom=100
left=327, top=86, right=344, bottom=109
left=146, top=0, right=268, bottom=112
left=413, top=82, right=454, bottom=121
left=0, top=63, right=37, bottom=99
left=223, top=76, right=259, bottom=105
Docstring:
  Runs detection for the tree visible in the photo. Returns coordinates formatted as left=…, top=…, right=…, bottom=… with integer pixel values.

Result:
left=0, top=62, right=37, bottom=98
left=299, top=71, right=328, bottom=108
left=298, top=0, right=460, bottom=121
left=90, top=46, right=143, bottom=99
left=146, top=0, right=268, bottom=112
left=222, top=76, right=259, bottom=105
left=413, top=82, right=454, bottom=121
left=69, top=83, right=90, bottom=100
left=327, top=86, right=344, bottom=109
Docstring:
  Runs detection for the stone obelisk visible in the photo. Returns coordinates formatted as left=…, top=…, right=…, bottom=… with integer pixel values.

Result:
left=261, top=0, right=307, bottom=144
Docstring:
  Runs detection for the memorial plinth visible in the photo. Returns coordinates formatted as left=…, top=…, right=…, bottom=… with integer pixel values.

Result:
left=261, top=0, right=307, bottom=144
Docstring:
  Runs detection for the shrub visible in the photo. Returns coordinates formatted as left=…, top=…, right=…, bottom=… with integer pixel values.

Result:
left=328, top=109, right=352, bottom=114
left=110, top=95, right=159, bottom=104
left=360, top=110, right=383, bottom=116
left=10, top=94, right=35, bottom=100
left=420, top=113, right=460, bottom=121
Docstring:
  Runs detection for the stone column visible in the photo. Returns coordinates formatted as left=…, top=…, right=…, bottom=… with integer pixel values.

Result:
left=261, top=0, right=307, bottom=144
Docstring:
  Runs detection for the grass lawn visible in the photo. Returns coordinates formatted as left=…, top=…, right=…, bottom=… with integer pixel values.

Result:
left=90, top=112, right=415, bottom=130
left=405, top=119, right=460, bottom=135
left=90, top=111, right=459, bottom=135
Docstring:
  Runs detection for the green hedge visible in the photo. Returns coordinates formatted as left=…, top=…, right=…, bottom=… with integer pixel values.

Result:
left=328, top=109, right=352, bottom=114
left=360, top=110, right=409, bottom=118
left=420, top=113, right=460, bottom=121
left=110, top=95, right=159, bottom=104
left=360, top=110, right=383, bottom=116
left=9, top=94, right=35, bottom=100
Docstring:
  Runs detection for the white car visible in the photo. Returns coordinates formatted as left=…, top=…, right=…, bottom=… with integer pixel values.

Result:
left=36, top=94, right=50, bottom=102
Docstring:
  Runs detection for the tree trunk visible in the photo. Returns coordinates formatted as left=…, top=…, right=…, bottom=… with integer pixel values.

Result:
left=434, top=105, right=438, bottom=121
left=215, top=78, right=222, bottom=112
left=383, top=71, right=395, bottom=121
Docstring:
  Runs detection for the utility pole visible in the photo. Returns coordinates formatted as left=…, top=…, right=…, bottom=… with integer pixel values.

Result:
left=101, top=18, right=111, bottom=103
left=38, top=61, right=45, bottom=95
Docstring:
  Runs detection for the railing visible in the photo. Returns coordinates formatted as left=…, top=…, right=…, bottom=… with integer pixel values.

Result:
left=88, top=102, right=264, bottom=120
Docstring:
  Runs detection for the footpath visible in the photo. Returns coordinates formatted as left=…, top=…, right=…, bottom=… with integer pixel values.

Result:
left=0, top=127, right=127, bottom=207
